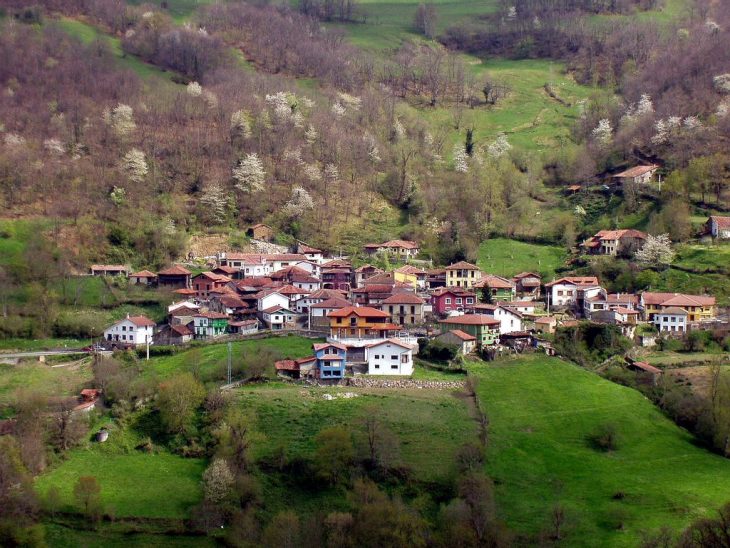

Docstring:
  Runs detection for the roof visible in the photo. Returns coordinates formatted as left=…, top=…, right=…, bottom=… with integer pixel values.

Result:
left=170, top=305, right=198, bottom=316
left=275, top=356, right=316, bottom=371
left=125, top=315, right=155, bottom=327
left=173, top=288, right=197, bottom=295
left=566, top=184, right=582, bottom=191
left=614, top=164, right=658, bottom=178
left=91, top=264, right=128, bottom=271
left=158, top=265, right=192, bottom=276
left=513, top=271, right=541, bottom=280
left=507, top=300, right=537, bottom=307
left=130, top=270, right=157, bottom=278
left=614, top=307, right=639, bottom=314
left=440, top=315, right=501, bottom=326
left=535, top=316, right=557, bottom=324
left=441, top=329, right=476, bottom=341
left=297, top=243, right=322, bottom=253
left=194, top=312, right=229, bottom=320
left=630, top=361, right=662, bottom=374
left=307, top=288, right=348, bottom=300
left=591, top=229, right=647, bottom=241
left=657, top=307, right=689, bottom=315
left=365, top=338, right=416, bottom=350
left=218, top=295, right=247, bottom=307
left=250, top=223, right=272, bottom=230
left=445, top=261, right=480, bottom=271
left=642, top=292, right=715, bottom=307
left=380, top=239, right=419, bottom=249
left=213, top=265, right=238, bottom=274
left=277, top=284, right=308, bottom=295
left=310, top=297, right=351, bottom=309
left=474, top=274, right=514, bottom=289
left=355, top=264, right=383, bottom=273
left=322, top=259, right=352, bottom=268
left=381, top=293, right=425, bottom=304
left=328, top=306, right=390, bottom=318
left=545, top=276, right=600, bottom=287
left=709, top=215, right=730, bottom=229
left=229, top=319, right=258, bottom=327
left=170, top=324, right=193, bottom=336
left=395, top=265, right=426, bottom=275
left=313, top=342, right=347, bottom=351
left=431, top=287, right=476, bottom=298
left=194, top=271, right=231, bottom=282
left=261, top=305, right=295, bottom=315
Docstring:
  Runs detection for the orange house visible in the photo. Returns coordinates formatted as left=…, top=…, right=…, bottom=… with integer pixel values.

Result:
left=328, top=306, right=401, bottom=339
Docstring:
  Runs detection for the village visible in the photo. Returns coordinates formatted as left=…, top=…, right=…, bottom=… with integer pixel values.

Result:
left=90, top=212, right=730, bottom=382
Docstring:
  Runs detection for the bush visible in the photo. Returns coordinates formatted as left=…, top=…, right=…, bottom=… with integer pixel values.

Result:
left=420, top=340, right=459, bottom=363
left=587, top=423, right=620, bottom=452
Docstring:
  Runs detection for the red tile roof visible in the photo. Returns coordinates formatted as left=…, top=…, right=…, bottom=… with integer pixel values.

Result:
left=365, top=338, right=416, bottom=349
left=194, top=312, right=229, bottom=320
left=327, top=306, right=390, bottom=318
left=474, top=274, right=514, bottom=289
left=642, top=292, right=715, bottom=307
left=614, top=164, right=658, bottom=178
left=631, top=361, right=662, bottom=374
left=709, top=215, right=730, bottom=229
left=445, top=261, right=480, bottom=270
left=127, top=315, right=156, bottom=327
left=310, top=297, right=351, bottom=309
left=545, top=276, right=600, bottom=287
left=158, top=265, right=192, bottom=276
left=381, top=239, right=419, bottom=249
left=440, top=315, right=500, bottom=326
left=381, top=293, right=424, bottom=304
left=445, top=329, right=476, bottom=341
left=313, top=342, right=347, bottom=351
left=130, top=270, right=157, bottom=278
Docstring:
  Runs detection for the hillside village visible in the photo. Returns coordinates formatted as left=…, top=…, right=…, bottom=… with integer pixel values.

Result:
left=94, top=214, right=729, bottom=382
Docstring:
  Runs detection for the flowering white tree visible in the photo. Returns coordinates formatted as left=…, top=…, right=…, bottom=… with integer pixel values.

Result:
left=109, top=103, right=136, bottom=137
left=230, top=109, right=252, bottom=139
left=44, top=138, right=64, bottom=156
left=592, top=118, right=613, bottom=146
left=4, top=133, right=26, bottom=148
left=110, top=186, right=126, bottom=206
left=202, top=90, right=218, bottom=109
left=304, top=163, right=322, bottom=182
left=186, top=81, right=203, bottom=97
left=266, top=92, right=293, bottom=122
left=324, top=163, right=339, bottom=184
left=120, top=148, right=148, bottom=183
left=452, top=143, right=468, bottom=173
left=713, top=74, right=730, bottom=94
left=338, top=92, right=361, bottom=111
left=283, top=186, right=315, bottom=217
left=202, top=459, right=234, bottom=504
left=488, top=133, right=511, bottom=158
left=635, top=234, right=675, bottom=266
left=364, top=133, right=381, bottom=163
left=331, top=101, right=346, bottom=118
left=200, top=182, right=230, bottom=224
left=393, top=118, right=406, bottom=141
left=305, top=124, right=318, bottom=146
left=233, top=153, right=265, bottom=192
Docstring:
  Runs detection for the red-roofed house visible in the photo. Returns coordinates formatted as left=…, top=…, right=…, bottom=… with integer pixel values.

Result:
left=512, top=272, right=541, bottom=299
left=545, top=277, right=602, bottom=309
left=246, top=223, right=275, bottom=241
left=706, top=216, right=730, bottom=239
left=157, top=265, right=192, bottom=289
left=613, top=164, right=658, bottom=185
left=103, top=314, right=155, bottom=347
left=640, top=292, right=715, bottom=322
left=364, top=239, right=420, bottom=259
left=380, top=293, right=425, bottom=326
left=260, top=306, right=298, bottom=331
left=439, top=315, right=500, bottom=349
left=445, top=261, right=483, bottom=288
left=473, top=274, right=516, bottom=301
left=366, top=339, right=416, bottom=375
left=328, top=306, right=400, bottom=340
left=581, top=229, right=647, bottom=256
left=296, top=243, right=325, bottom=264
left=153, top=324, right=193, bottom=345
left=193, top=271, right=232, bottom=299
left=193, top=312, right=229, bottom=339
left=430, top=287, right=477, bottom=316
left=129, top=270, right=157, bottom=285
left=354, top=265, right=384, bottom=288
left=436, top=329, right=477, bottom=355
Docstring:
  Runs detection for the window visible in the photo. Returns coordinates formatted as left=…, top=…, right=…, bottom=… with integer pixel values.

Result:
left=401, top=354, right=409, bottom=363
left=456, top=298, right=462, bottom=304
left=445, top=298, right=452, bottom=304
left=122, top=325, right=127, bottom=331
left=374, top=354, right=380, bottom=359
left=391, top=364, right=398, bottom=370
left=374, top=364, right=380, bottom=369
left=411, top=306, right=415, bottom=314
left=466, top=298, right=474, bottom=304
left=391, top=355, right=397, bottom=360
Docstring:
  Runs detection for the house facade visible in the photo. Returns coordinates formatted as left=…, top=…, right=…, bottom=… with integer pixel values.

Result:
left=439, top=315, right=500, bottom=349
left=512, top=272, right=541, bottom=299
left=328, top=306, right=400, bottom=340
left=260, top=306, right=297, bottom=330
left=366, top=339, right=415, bottom=375
left=104, top=315, right=155, bottom=346
left=430, top=288, right=477, bottom=315
left=582, top=229, right=647, bottom=256
left=473, top=275, right=516, bottom=301
left=613, top=164, right=658, bottom=185
left=640, top=292, right=715, bottom=322
left=157, top=265, right=192, bottom=289
left=545, top=277, right=602, bottom=309
left=436, top=329, right=477, bottom=354
left=380, top=293, right=425, bottom=325
left=364, top=240, right=420, bottom=259
left=192, top=272, right=232, bottom=299
left=654, top=307, right=689, bottom=334
left=313, top=342, right=348, bottom=379
left=129, top=270, right=157, bottom=285
left=706, top=216, right=730, bottom=239
left=445, top=261, right=482, bottom=288
left=193, top=313, right=229, bottom=339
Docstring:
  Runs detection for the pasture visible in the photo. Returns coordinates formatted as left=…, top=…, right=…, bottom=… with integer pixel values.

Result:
left=477, top=237, right=568, bottom=278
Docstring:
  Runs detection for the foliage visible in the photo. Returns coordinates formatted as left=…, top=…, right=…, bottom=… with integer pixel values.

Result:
left=635, top=234, right=676, bottom=267
left=553, top=323, right=633, bottom=366
left=313, top=425, right=355, bottom=485
left=157, top=373, right=206, bottom=434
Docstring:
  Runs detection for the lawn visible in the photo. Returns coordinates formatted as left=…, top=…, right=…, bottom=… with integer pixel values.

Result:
left=0, top=338, right=87, bottom=352
left=470, top=355, right=730, bottom=545
left=655, top=268, right=730, bottom=306
left=127, top=0, right=216, bottom=22
left=44, top=525, right=214, bottom=548
left=477, top=237, right=568, bottom=279
left=234, top=381, right=476, bottom=512
left=672, top=242, right=730, bottom=273
left=36, top=450, right=205, bottom=518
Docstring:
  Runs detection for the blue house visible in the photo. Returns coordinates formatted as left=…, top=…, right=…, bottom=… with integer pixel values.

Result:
left=313, top=342, right=347, bottom=379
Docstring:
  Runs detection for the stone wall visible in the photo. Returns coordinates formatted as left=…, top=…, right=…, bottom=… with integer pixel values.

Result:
left=342, top=377, right=464, bottom=390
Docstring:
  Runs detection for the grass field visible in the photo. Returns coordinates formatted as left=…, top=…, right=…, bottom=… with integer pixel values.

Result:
left=0, top=338, right=86, bottom=352
left=0, top=359, right=92, bottom=411
left=673, top=242, right=730, bottom=273
left=471, top=355, right=730, bottom=545
left=656, top=268, right=730, bottom=306
left=477, top=237, right=568, bottom=278
left=44, top=525, right=214, bottom=548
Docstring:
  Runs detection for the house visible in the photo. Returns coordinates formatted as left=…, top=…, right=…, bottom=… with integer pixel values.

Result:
left=545, top=277, right=602, bottom=309
left=534, top=316, right=558, bottom=334
left=394, top=265, right=427, bottom=290
left=313, top=342, right=348, bottom=379
left=255, top=288, right=290, bottom=313
left=103, top=314, right=155, bottom=347
left=613, top=164, right=659, bottom=185
left=296, top=243, right=325, bottom=264
left=74, top=389, right=101, bottom=413
left=212, top=265, right=241, bottom=280
left=473, top=275, right=516, bottom=301
left=321, top=265, right=352, bottom=291
left=157, top=265, right=192, bottom=289
left=430, top=287, right=477, bottom=316
left=309, top=297, right=352, bottom=329
left=294, top=288, right=348, bottom=313
left=275, top=357, right=316, bottom=380
left=640, top=292, right=716, bottom=322
left=211, top=294, right=251, bottom=317
left=445, top=261, right=482, bottom=288
left=247, top=223, right=275, bottom=241
left=220, top=253, right=271, bottom=277
left=436, top=329, right=477, bottom=355
left=364, top=239, right=420, bottom=259
left=129, top=270, right=157, bottom=285
left=366, top=339, right=415, bottom=376
left=505, top=300, right=541, bottom=315
left=590, top=308, right=639, bottom=338
left=380, top=293, right=425, bottom=326
left=193, top=312, right=229, bottom=339
left=193, top=271, right=232, bottom=299
left=169, top=305, right=199, bottom=326
left=267, top=254, right=308, bottom=272
left=654, top=307, right=689, bottom=334
left=271, top=266, right=321, bottom=291
left=261, top=306, right=298, bottom=330
left=581, top=229, right=647, bottom=256
left=354, top=265, right=384, bottom=288
left=90, top=264, right=129, bottom=277
left=228, top=319, right=259, bottom=335
left=439, top=315, right=501, bottom=349
left=584, top=292, right=639, bottom=318
left=153, top=324, right=193, bottom=345
left=328, top=306, right=401, bottom=341
left=473, top=304, right=523, bottom=334
left=426, top=268, right=447, bottom=289
left=352, top=284, right=398, bottom=307
left=512, top=272, right=541, bottom=299
left=706, top=216, right=730, bottom=239
left=626, top=360, right=662, bottom=385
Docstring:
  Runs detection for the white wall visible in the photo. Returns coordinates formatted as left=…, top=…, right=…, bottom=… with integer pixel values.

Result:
left=366, top=343, right=413, bottom=375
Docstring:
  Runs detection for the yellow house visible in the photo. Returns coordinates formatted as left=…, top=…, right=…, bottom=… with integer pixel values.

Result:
left=445, top=261, right=483, bottom=288
left=393, top=265, right=425, bottom=289
left=328, top=306, right=401, bottom=339
left=640, top=292, right=716, bottom=322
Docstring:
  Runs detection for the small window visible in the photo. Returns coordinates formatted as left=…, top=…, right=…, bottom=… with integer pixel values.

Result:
left=445, top=298, right=452, bottom=304
left=401, top=355, right=409, bottom=363
left=391, top=355, right=397, bottom=360
left=456, top=298, right=462, bottom=304
left=466, top=298, right=474, bottom=304
left=374, top=364, right=380, bottom=369
left=391, top=364, right=398, bottom=369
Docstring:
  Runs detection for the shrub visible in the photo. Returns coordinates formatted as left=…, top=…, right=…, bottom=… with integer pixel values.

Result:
left=587, top=423, right=620, bottom=452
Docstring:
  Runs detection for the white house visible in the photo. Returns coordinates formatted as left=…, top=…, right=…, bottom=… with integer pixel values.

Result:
left=505, top=301, right=539, bottom=315
left=228, top=319, right=259, bottom=335
left=261, top=306, right=298, bottom=330
left=366, top=339, right=415, bottom=375
left=296, top=244, right=325, bottom=265
left=654, top=307, right=688, bottom=334
left=104, top=315, right=155, bottom=346
left=268, top=254, right=308, bottom=272
left=256, top=290, right=289, bottom=312
left=707, top=216, right=730, bottom=239
left=475, top=304, right=523, bottom=334
left=293, top=260, right=322, bottom=278
left=168, top=300, right=200, bottom=314
left=545, top=277, right=602, bottom=309
left=220, top=253, right=272, bottom=277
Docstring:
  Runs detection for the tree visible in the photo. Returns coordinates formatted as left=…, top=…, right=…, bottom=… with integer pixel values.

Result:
left=635, top=234, right=675, bottom=267
left=157, top=373, right=206, bottom=434
left=314, top=426, right=354, bottom=485
left=263, top=511, right=301, bottom=548
left=679, top=502, right=730, bottom=547
left=457, top=472, right=497, bottom=544
left=73, top=476, right=101, bottom=517
left=283, top=186, right=315, bottom=218
left=413, top=4, right=438, bottom=38
left=202, top=458, right=234, bottom=504
left=357, top=409, right=399, bottom=469
left=233, top=153, right=266, bottom=193
left=200, top=182, right=230, bottom=225
left=215, top=409, right=260, bottom=476
left=49, top=399, right=89, bottom=452
left=107, top=103, right=136, bottom=137
left=120, top=148, right=148, bottom=183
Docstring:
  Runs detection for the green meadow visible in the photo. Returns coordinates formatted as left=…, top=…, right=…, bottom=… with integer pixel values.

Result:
left=478, top=237, right=568, bottom=279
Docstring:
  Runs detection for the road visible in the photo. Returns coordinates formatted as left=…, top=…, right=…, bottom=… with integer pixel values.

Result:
left=0, top=349, right=90, bottom=363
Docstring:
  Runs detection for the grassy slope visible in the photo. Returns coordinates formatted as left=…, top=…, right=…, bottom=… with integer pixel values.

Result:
left=45, top=525, right=214, bottom=548
left=235, top=381, right=476, bottom=512
left=0, top=359, right=92, bottom=410
left=477, top=237, right=568, bottom=279
left=472, top=355, right=730, bottom=546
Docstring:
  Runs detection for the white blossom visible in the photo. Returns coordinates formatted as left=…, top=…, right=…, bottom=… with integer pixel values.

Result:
left=202, top=459, right=234, bottom=504
left=283, top=186, right=315, bottom=217
left=338, top=92, right=361, bottom=111
left=110, top=186, right=126, bottom=206
left=292, top=110, right=305, bottom=128
left=705, top=19, right=720, bottom=33
left=574, top=205, right=586, bottom=216
left=635, top=233, right=675, bottom=265
left=452, top=143, right=469, bottom=173
left=507, top=6, right=517, bottom=19
left=324, top=163, right=339, bottom=183
left=716, top=100, right=730, bottom=118
left=488, top=133, right=511, bottom=158
left=393, top=118, right=406, bottom=141
left=683, top=116, right=702, bottom=130
left=300, top=97, right=315, bottom=109
left=108, top=103, right=136, bottom=137
left=331, top=101, right=346, bottom=118
left=44, top=138, right=64, bottom=155
left=591, top=118, right=612, bottom=146
left=142, top=11, right=154, bottom=19
left=266, top=92, right=293, bottom=122
left=233, top=153, right=265, bottom=193
left=202, top=90, right=218, bottom=109
left=120, top=148, right=148, bottom=183
left=305, top=124, right=318, bottom=145
left=230, top=109, right=252, bottom=139
left=4, top=133, right=26, bottom=148
left=651, top=119, right=668, bottom=145
left=304, top=164, right=322, bottom=182
left=200, top=182, right=229, bottom=223
left=713, top=74, right=730, bottom=94
left=364, top=133, right=381, bottom=163
left=635, top=94, right=654, bottom=116
left=186, top=81, right=203, bottom=97
left=284, top=148, right=305, bottom=166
